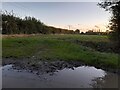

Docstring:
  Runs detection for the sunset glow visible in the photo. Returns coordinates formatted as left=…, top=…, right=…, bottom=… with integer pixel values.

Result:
left=3, top=2, right=111, bottom=32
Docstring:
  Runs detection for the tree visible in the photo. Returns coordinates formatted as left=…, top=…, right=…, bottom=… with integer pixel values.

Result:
left=75, top=29, right=80, bottom=34
left=81, top=32, right=84, bottom=34
left=98, top=0, right=120, bottom=52
left=2, top=10, right=80, bottom=35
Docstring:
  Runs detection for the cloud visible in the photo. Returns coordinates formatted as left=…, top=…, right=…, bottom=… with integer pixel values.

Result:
left=48, top=23, right=108, bottom=32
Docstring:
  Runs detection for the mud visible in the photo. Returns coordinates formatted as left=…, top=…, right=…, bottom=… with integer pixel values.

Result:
left=2, top=58, right=86, bottom=75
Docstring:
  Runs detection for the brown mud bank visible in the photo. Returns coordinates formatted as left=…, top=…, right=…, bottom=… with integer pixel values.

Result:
left=2, top=58, right=85, bottom=75
left=2, top=58, right=119, bottom=75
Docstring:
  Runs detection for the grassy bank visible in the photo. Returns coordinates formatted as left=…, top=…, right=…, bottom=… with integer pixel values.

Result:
left=2, top=34, right=119, bottom=69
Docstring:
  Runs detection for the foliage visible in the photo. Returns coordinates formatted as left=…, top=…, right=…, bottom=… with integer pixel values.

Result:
left=2, top=11, right=76, bottom=34
left=98, top=0, right=120, bottom=52
left=75, top=29, right=80, bottom=34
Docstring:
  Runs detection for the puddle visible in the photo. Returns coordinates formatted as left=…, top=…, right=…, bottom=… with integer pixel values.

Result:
left=2, top=64, right=119, bottom=88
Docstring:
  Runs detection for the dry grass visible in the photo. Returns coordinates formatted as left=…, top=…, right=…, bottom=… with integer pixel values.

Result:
left=2, top=34, right=38, bottom=38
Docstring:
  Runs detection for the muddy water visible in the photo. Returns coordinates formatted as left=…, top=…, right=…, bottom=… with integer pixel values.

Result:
left=2, top=64, right=119, bottom=88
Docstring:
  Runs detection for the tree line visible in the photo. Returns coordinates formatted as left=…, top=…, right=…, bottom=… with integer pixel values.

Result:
left=2, top=11, right=80, bottom=34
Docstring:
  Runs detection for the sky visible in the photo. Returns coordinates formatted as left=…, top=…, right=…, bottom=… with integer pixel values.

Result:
left=2, top=0, right=102, bottom=2
left=2, top=2, right=111, bottom=32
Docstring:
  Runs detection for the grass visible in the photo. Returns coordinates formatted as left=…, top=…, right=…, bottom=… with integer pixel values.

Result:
left=2, top=34, right=119, bottom=69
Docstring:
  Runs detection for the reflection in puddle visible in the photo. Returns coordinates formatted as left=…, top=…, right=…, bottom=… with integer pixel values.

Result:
left=2, top=64, right=119, bottom=88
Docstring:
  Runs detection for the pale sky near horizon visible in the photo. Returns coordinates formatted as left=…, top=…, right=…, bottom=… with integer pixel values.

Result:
left=2, top=2, right=111, bottom=32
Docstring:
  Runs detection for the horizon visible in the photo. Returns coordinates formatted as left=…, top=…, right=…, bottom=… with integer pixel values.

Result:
left=2, top=2, right=111, bottom=32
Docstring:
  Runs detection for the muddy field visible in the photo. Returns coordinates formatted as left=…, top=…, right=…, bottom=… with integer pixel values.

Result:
left=2, top=60, right=119, bottom=88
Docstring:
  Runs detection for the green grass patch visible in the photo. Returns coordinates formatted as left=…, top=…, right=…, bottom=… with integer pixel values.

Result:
left=2, top=34, right=119, bottom=69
